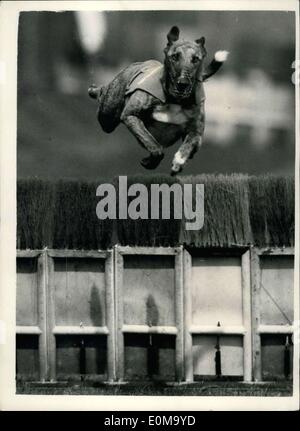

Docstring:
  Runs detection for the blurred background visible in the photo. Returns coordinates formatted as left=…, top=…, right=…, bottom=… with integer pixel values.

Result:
left=17, top=10, right=296, bottom=180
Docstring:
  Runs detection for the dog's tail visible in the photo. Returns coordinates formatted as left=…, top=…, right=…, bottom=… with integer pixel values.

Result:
left=88, top=84, right=103, bottom=100
left=202, top=51, right=229, bottom=81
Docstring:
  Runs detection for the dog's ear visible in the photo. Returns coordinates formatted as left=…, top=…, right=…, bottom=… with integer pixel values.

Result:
left=195, top=36, right=205, bottom=46
left=167, top=26, right=180, bottom=45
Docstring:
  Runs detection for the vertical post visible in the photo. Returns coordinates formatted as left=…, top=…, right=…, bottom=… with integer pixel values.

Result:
left=105, top=250, right=116, bottom=382
left=183, top=249, right=193, bottom=382
left=250, top=247, right=262, bottom=381
left=115, top=246, right=124, bottom=381
left=241, top=250, right=252, bottom=382
left=175, top=247, right=184, bottom=382
left=37, top=250, right=48, bottom=381
left=46, top=253, right=56, bottom=381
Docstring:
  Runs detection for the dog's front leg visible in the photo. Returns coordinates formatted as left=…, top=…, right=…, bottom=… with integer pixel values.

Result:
left=171, top=133, right=203, bottom=175
left=121, top=90, right=164, bottom=169
left=171, top=102, right=205, bottom=175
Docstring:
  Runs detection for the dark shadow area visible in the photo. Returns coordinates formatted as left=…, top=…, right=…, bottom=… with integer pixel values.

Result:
left=124, top=333, right=176, bottom=382
left=124, top=255, right=174, bottom=270
left=55, top=335, right=107, bottom=380
left=16, top=335, right=39, bottom=381
left=16, top=258, right=37, bottom=273
left=261, top=334, right=293, bottom=381
left=260, top=255, right=294, bottom=270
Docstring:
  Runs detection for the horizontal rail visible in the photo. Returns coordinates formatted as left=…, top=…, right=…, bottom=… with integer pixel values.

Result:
left=256, top=247, right=294, bottom=256
left=122, top=325, right=178, bottom=335
left=116, top=246, right=181, bottom=256
left=16, top=247, right=295, bottom=258
left=16, top=326, right=42, bottom=335
left=47, top=250, right=110, bottom=259
left=52, top=326, right=109, bottom=335
left=257, top=325, right=294, bottom=334
left=17, top=250, right=112, bottom=259
left=17, top=250, right=42, bottom=258
left=190, top=325, right=246, bottom=335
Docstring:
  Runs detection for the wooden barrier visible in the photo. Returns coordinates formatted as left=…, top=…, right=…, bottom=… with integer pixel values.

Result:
left=250, top=247, right=294, bottom=381
left=16, top=251, right=47, bottom=381
left=16, top=249, right=115, bottom=382
left=183, top=248, right=252, bottom=382
left=16, top=246, right=294, bottom=383
left=115, top=246, right=184, bottom=382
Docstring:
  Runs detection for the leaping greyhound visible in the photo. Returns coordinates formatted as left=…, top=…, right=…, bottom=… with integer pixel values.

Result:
left=89, top=26, right=228, bottom=175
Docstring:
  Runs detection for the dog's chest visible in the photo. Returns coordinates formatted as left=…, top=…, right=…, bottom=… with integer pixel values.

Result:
left=151, top=103, right=196, bottom=127
left=143, top=103, right=198, bottom=148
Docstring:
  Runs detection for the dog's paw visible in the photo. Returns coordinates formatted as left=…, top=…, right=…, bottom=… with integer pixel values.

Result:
left=171, top=152, right=185, bottom=175
left=170, top=162, right=183, bottom=176
left=140, top=153, right=164, bottom=170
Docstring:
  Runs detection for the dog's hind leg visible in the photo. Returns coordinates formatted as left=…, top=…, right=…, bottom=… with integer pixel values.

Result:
left=122, top=113, right=165, bottom=169
left=120, top=90, right=165, bottom=169
left=89, top=84, right=122, bottom=133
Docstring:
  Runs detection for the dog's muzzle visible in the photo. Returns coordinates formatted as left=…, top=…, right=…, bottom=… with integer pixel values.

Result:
left=173, top=75, right=193, bottom=98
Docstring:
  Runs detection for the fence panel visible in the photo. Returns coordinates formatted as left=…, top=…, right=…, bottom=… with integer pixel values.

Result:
left=184, top=249, right=252, bottom=381
left=16, top=251, right=47, bottom=381
left=48, top=250, right=115, bottom=382
left=251, top=248, right=294, bottom=381
left=16, top=257, right=38, bottom=326
left=16, top=249, right=114, bottom=382
left=115, top=246, right=184, bottom=382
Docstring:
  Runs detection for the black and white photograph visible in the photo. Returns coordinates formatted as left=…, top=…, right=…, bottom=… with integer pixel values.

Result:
left=0, top=0, right=299, bottom=411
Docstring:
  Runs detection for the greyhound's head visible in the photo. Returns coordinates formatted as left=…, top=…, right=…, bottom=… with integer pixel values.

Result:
left=163, top=26, right=207, bottom=100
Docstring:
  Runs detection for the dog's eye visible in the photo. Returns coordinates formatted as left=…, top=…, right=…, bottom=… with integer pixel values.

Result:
left=191, top=56, right=200, bottom=63
left=171, top=53, right=180, bottom=61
